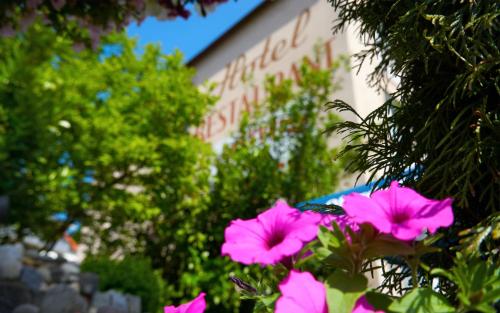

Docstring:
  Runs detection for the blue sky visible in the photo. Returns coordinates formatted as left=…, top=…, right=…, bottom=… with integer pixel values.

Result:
left=127, top=0, right=263, bottom=62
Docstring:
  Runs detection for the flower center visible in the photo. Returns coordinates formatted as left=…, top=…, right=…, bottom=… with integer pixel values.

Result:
left=266, top=232, right=285, bottom=249
left=391, top=212, right=410, bottom=224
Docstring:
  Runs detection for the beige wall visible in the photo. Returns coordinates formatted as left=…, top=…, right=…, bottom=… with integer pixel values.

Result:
left=190, top=0, right=385, bottom=159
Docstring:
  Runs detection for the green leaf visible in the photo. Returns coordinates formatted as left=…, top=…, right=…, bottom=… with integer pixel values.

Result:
left=365, top=291, right=394, bottom=311
left=325, top=271, right=368, bottom=313
left=363, top=234, right=415, bottom=259
left=388, top=288, right=454, bottom=313
left=318, top=225, right=336, bottom=247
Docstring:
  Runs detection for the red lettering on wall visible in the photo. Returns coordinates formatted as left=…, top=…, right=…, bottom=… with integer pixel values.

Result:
left=323, top=38, right=335, bottom=68
left=292, top=9, right=310, bottom=48
left=229, top=99, right=237, bottom=125
left=217, top=62, right=233, bottom=97
left=214, top=110, right=227, bottom=135
left=274, top=71, right=285, bottom=85
left=272, top=39, right=288, bottom=61
left=241, top=85, right=259, bottom=114
left=259, top=37, right=272, bottom=70
left=229, top=54, right=246, bottom=90
left=289, top=62, right=302, bottom=83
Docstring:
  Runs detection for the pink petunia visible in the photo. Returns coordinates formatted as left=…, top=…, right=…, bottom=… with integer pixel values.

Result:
left=164, top=293, right=206, bottom=313
left=275, top=270, right=328, bottom=313
left=221, top=200, right=323, bottom=265
left=321, top=213, right=359, bottom=232
left=352, top=296, right=384, bottom=313
left=343, top=181, right=453, bottom=241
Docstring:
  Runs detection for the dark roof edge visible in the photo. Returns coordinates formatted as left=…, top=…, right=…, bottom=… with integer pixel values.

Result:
left=187, top=0, right=271, bottom=66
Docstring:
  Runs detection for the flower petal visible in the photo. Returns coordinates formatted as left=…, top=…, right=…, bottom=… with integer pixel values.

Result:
left=276, top=271, right=327, bottom=313
left=391, top=222, right=424, bottom=241
left=257, top=200, right=299, bottom=236
left=221, top=219, right=269, bottom=264
left=343, top=193, right=392, bottom=233
left=411, top=198, right=454, bottom=233
left=164, top=293, right=206, bottom=313
left=185, top=293, right=206, bottom=313
left=222, top=200, right=323, bottom=265
left=375, top=182, right=428, bottom=217
left=345, top=182, right=455, bottom=241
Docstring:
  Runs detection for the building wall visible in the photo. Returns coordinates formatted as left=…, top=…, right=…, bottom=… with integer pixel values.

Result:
left=189, top=0, right=385, bottom=187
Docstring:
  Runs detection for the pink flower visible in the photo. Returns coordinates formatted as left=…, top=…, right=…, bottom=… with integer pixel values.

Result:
left=275, top=270, right=328, bottom=313
left=164, top=293, right=206, bottom=313
left=321, top=213, right=359, bottom=232
left=221, top=200, right=323, bottom=265
left=352, top=296, right=384, bottom=313
left=343, top=181, right=453, bottom=241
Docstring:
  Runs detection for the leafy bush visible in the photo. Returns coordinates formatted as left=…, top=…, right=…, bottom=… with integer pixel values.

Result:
left=81, top=256, right=166, bottom=313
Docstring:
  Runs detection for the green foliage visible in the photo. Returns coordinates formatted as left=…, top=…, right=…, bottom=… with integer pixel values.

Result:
left=0, top=22, right=219, bottom=309
left=81, top=256, right=166, bottom=313
left=325, top=271, right=368, bottom=313
left=0, top=24, right=214, bottom=245
left=458, top=212, right=500, bottom=258
left=314, top=222, right=415, bottom=275
left=431, top=254, right=500, bottom=313
left=388, top=288, right=454, bottom=313
left=327, top=0, right=499, bottom=223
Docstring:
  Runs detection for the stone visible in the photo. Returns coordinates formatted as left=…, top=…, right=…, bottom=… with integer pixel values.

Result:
left=20, top=266, right=44, bottom=291
left=126, top=295, right=141, bottom=313
left=96, top=306, right=126, bottom=313
left=79, top=272, right=99, bottom=296
left=50, top=265, right=64, bottom=283
left=0, top=195, right=9, bottom=222
left=68, top=282, right=80, bottom=293
left=0, top=242, right=23, bottom=259
left=12, top=304, right=40, bottom=313
left=39, top=285, right=88, bottom=313
left=61, top=262, right=80, bottom=283
left=61, top=262, right=80, bottom=275
left=0, top=281, right=31, bottom=313
left=37, top=266, right=52, bottom=284
left=32, top=290, right=46, bottom=307
left=0, top=243, right=23, bottom=280
left=90, top=290, right=127, bottom=313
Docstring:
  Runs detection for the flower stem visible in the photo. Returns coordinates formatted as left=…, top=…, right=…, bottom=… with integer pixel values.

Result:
left=411, top=265, right=418, bottom=289
left=405, top=256, right=420, bottom=289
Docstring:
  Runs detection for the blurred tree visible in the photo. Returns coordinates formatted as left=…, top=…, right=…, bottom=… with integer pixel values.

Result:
left=1, top=22, right=219, bottom=312
left=0, top=0, right=231, bottom=47
left=0, top=23, right=214, bottom=249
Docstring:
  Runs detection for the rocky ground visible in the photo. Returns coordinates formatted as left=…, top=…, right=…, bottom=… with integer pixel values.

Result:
left=0, top=243, right=142, bottom=313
